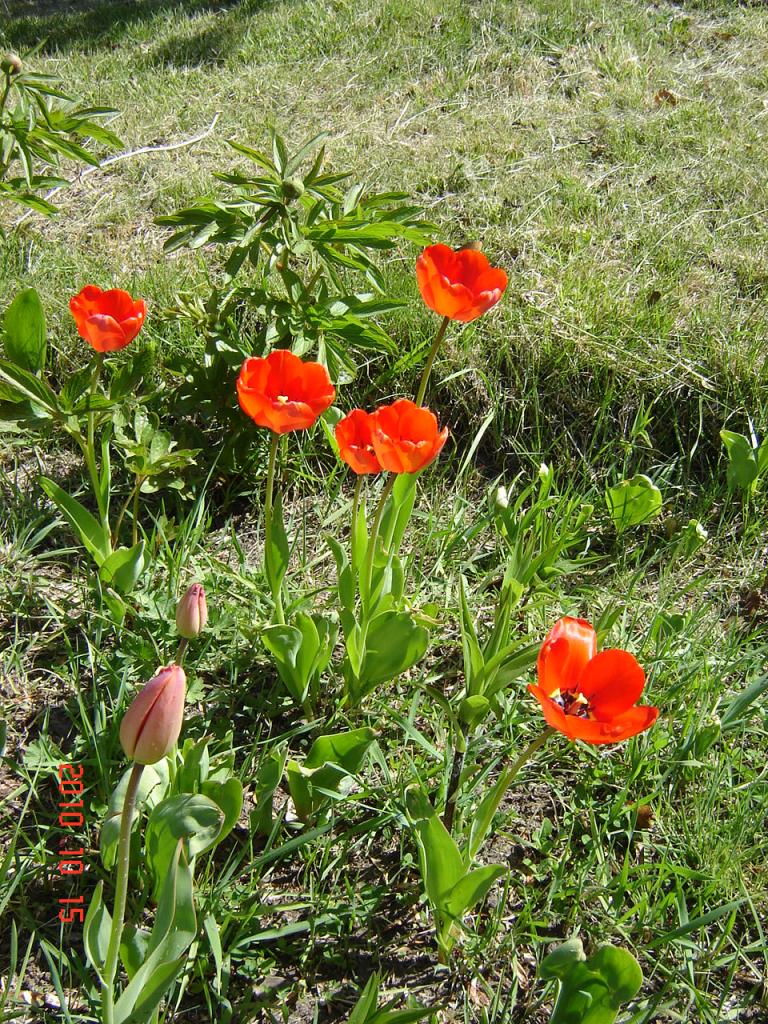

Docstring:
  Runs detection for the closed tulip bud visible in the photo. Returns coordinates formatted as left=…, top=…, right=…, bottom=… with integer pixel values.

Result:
left=119, top=665, right=186, bottom=764
left=495, top=485, right=509, bottom=509
left=1, top=53, right=22, bottom=75
left=176, top=583, right=208, bottom=639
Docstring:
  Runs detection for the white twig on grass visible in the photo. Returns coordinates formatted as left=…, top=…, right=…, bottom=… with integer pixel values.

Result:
left=13, top=111, right=221, bottom=227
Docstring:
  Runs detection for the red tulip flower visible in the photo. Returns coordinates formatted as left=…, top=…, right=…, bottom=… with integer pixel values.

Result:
left=119, top=664, right=186, bottom=765
left=416, top=244, right=508, bottom=323
left=69, top=285, right=146, bottom=353
left=237, top=349, right=335, bottom=434
left=529, top=617, right=658, bottom=745
left=335, top=409, right=382, bottom=475
left=370, top=399, right=448, bottom=474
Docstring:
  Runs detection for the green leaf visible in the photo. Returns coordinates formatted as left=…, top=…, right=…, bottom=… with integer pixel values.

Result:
left=356, top=611, right=429, bottom=695
left=720, top=674, right=768, bottom=732
left=379, top=472, right=417, bottom=554
left=458, top=695, right=490, bottom=729
left=120, top=925, right=150, bottom=981
left=540, top=938, right=643, bottom=1024
left=39, top=475, right=111, bottom=564
left=145, top=794, right=224, bottom=900
left=201, top=777, right=243, bottom=843
left=405, top=786, right=464, bottom=910
left=264, top=613, right=337, bottom=708
left=83, top=882, right=111, bottom=985
left=287, top=728, right=376, bottom=822
left=100, top=764, right=169, bottom=869
left=459, top=575, right=484, bottom=697
left=266, top=490, right=290, bottom=593
left=3, top=288, right=46, bottom=372
left=443, top=863, right=506, bottom=919
left=113, top=840, right=196, bottom=1024
left=251, top=741, right=288, bottom=835
left=720, top=429, right=759, bottom=491
left=605, top=474, right=662, bottom=532
left=0, top=358, right=59, bottom=414
left=99, top=541, right=145, bottom=594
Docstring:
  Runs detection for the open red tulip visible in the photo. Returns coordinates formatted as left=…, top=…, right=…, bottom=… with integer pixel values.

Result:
left=69, top=285, right=146, bottom=353
left=237, top=349, right=335, bottom=434
left=529, top=617, right=658, bottom=744
left=370, top=399, right=448, bottom=474
left=416, top=244, right=508, bottom=323
left=335, top=409, right=382, bottom=475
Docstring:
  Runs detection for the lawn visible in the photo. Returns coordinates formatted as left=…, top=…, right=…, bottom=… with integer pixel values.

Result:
left=0, top=0, right=767, bottom=1022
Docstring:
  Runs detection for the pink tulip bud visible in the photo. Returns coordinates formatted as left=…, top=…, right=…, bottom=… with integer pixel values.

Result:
left=175, top=583, right=208, bottom=639
left=119, top=664, right=186, bottom=765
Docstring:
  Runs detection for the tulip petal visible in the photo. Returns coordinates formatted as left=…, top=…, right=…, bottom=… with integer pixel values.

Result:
left=528, top=683, right=574, bottom=736
left=559, top=704, right=658, bottom=745
left=84, top=314, right=128, bottom=352
left=537, top=617, right=597, bottom=696
left=578, top=649, right=646, bottom=719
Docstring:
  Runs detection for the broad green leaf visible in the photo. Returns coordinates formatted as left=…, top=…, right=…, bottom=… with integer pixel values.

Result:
left=83, top=882, right=111, bottom=985
left=605, top=474, right=662, bottom=532
left=120, top=924, right=150, bottom=981
left=379, top=472, right=417, bottom=554
left=251, top=741, right=288, bottom=835
left=443, top=863, right=506, bottom=919
left=99, top=541, right=145, bottom=594
left=39, top=475, right=111, bottom=564
left=114, top=841, right=196, bottom=1024
left=459, top=575, right=484, bottom=697
left=266, top=490, right=290, bottom=593
left=458, top=694, right=490, bottom=729
left=357, top=611, right=429, bottom=694
left=405, top=786, right=464, bottom=909
left=540, top=938, right=643, bottom=1024
left=145, top=794, right=224, bottom=900
left=262, top=622, right=312, bottom=705
left=720, top=429, right=759, bottom=491
left=100, top=763, right=169, bottom=869
left=288, top=728, right=376, bottom=822
left=201, top=777, right=243, bottom=843
left=677, top=518, right=708, bottom=557
left=3, top=288, right=46, bottom=372
left=304, top=727, right=376, bottom=772
left=0, top=358, right=59, bottom=414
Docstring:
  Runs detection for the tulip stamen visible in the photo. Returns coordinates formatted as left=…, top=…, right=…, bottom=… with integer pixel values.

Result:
left=552, top=689, right=592, bottom=719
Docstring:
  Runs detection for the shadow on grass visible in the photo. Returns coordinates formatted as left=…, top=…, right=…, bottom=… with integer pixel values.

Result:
left=2, top=0, right=273, bottom=57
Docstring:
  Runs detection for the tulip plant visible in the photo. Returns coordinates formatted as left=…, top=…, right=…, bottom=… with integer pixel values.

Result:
left=84, top=586, right=244, bottom=1024
left=0, top=284, right=198, bottom=619
left=0, top=187, right=670, bottom=1020
left=406, top=614, right=659, bottom=961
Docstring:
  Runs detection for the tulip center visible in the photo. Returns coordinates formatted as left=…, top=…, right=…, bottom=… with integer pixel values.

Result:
left=552, top=689, right=593, bottom=719
left=276, top=394, right=290, bottom=404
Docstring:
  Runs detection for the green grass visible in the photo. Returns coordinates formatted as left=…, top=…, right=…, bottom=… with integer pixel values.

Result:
left=1, top=0, right=768, bottom=1021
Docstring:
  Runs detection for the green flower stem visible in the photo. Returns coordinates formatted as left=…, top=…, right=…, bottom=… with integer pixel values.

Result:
left=349, top=475, right=363, bottom=570
left=102, top=761, right=144, bottom=1024
left=175, top=637, right=188, bottom=666
left=470, top=727, right=555, bottom=855
left=85, top=352, right=107, bottom=530
left=264, top=431, right=285, bottom=625
left=361, top=474, right=396, bottom=616
left=415, top=315, right=450, bottom=406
